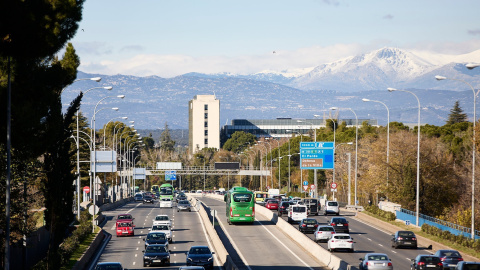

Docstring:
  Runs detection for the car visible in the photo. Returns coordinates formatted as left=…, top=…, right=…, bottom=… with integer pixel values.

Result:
left=298, top=218, right=319, bottom=234
left=116, top=213, right=133, bottom=220
left=329, top=217, right=349, bottom=233
left=177, top=193, right=187, bottom=202
left=359, top=253, right=393, bottom=270
left=314, top=225, right=336, bottom=243
left=149, top=224, right=172, bottom=243
left=153, top=215, right=172, bottom=227
left=327, top=233, right=354, bottom=253
left=185, top=246, right=215, bottom=270
left=115, top=219, right=135, bottom=237
left=391, top=230, right=417, bottom=249
left=143, top=244, right=170, bottom=267
left=411, top=255, right=443, bottom=270
left=288, top=204, right=308, bottom=223
left=160, top=198, right=173, bottom=208
left=178, top=267, right=205, bottom=270
left=143, top=195, right=154, bottom=204
left=177, top=200, right=192, bottom=212
left=196, top=190, right=202, bottom=193
left=455, top=261, right=480, bottom=270
left=324, top=201, right=340, bottom=215
left=434, top=250, right=463, bottom=270
left=278, top=201, right=293, bottom=216
left=265, top=200, right=279, bottom=210
left=143, top=232, right=169, bottom=249
left=134, top=193, right=143, bottom=202
left=94, top=262, right=125, bottom=270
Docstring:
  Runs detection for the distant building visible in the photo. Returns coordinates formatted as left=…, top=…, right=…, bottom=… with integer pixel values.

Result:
left=221, top=118, right=377, bottom=142
left=189, top=95, right=220, bottom=155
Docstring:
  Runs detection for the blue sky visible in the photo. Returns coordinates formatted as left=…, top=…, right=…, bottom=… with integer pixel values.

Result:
left=69, top=0, right=480, bottom=77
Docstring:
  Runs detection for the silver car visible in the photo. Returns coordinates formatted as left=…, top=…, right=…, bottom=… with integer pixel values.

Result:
left=359, top=253, right=393, bottom=270
left=314, top=225, right=335, bottom=242
left=177, top=200, right=192, bottom=212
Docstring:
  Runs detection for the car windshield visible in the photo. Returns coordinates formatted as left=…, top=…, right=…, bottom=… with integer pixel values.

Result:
left=152, top=225, right=169, bottom=230
left=319, top=227, right=334, bottom=231
left=462, top=264, right=480, bottom=270
left=303, top=219, right=317, bottom=224
left=162, top=198, right=171, bottom=201
left=328, top=202, right=338, bottom=206
left=147, top=233, right=166, bottom=240
left=95, top=264, right=123, bottom=270
left=440, top=251, right=461, bottom=257
left=420, top=257, right=441, bottom=263
left=118, top=215, right=131, bottom=220
left=292, top=207, right=306, bottom=212
left=145, top=196, right=152, bottom=199
left=146, top=246, right=167, bottom=253
left=233, top=193, right=252, bottom=202
left=160, top=187, right=173, bottom=195
left=334, top=235, right=351, bottom=240
left=398, top=231, right=415, bottom=237
left=367, top=255, right=389, bottom=261
left=189, top=247, right=211, bottom=254
left=117, top=222, right=132, bottom=227
left=333, top=218, right=347, bottom=223
left=268, top=200, right=279, bottom=204
left=179, top=201, right=189, bottom=205
left=155, top=216, right=168, bottom=221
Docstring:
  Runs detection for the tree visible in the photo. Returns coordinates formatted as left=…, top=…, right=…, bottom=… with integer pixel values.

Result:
left=159, top=122, right=176, bottom=153
left=446, top=101, right=467, bottom=125
left=222, top=131, right=256, bottom=153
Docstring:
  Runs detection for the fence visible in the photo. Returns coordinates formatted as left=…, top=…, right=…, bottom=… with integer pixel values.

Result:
left=396, top=208, right=480, bottom=239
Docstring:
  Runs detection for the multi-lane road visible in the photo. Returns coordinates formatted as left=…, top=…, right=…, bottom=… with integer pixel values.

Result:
left=91, top=199, right=220, bottom=269
left=91, top=195, right=441, bottom=270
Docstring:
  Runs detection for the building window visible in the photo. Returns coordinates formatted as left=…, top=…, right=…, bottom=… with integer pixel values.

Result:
left=204, top=113, right=208, bottom=119
left=204, top=130, right=208, bottom=136
left=204, top=121, right=208, bottom=127
left=204, top=104, right=208, bottom=110
left=204, top=138, right=208, bottom=144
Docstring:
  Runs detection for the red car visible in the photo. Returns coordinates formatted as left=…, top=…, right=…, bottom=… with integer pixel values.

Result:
left=116, top=219, right=135, bottom=237
left=265, top=200, right=279, bottom=210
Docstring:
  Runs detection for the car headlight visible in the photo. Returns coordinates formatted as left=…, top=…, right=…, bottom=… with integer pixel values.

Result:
left=144, top=256, right=151, bottom=259
left=208, top=257, right=213, bottom=261
left=166, top=255, right=170, bottom=259
left=187, top=258, right=193, bottom=262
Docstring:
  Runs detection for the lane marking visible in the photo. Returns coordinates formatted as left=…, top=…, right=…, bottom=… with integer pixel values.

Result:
left=132, top=262, right=135, bottom=265
left=196, top=200, right=224, bottom=270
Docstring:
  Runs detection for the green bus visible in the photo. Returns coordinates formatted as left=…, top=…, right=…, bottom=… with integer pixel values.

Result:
left=151, top=185, right=159, bottom=193
left=160, top=183, right=174, bottom=200
left=135, top=186, right=140, bottom=193
left=224, top=186, right=255, bottom=225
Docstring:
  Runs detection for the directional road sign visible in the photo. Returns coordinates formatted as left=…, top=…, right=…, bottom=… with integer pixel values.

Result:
left=165, top=170, right=177, bottom=181
left=300, top=142, right=335, bottom=170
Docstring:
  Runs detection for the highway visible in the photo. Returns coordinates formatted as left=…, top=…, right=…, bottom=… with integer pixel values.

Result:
left=197, top=195, right=326, bottom=270
left=277, top=209, right=433, bottom=270
left=92, top=199, right=221, bottom=269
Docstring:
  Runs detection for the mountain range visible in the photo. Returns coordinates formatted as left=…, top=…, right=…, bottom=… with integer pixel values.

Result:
left=62, top=47, right=480, bottom=130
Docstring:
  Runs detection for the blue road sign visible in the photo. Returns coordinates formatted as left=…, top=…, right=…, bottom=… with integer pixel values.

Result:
left=303, top=181, right=309, bottom=186
left=165, top=170, right=177, bottom=181
left=300, top=142, right=335, bottom=170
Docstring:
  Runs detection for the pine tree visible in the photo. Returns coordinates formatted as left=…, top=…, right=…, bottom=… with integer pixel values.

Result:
left=159, top=122, right=176, bottom=153
left=446, top=101, right=468, bottom=125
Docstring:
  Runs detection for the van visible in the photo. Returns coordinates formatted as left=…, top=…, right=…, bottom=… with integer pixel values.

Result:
left=324, top=201, right=340, bottom=216
left=302, top=198, right=319, bottom=216
left=287, top=204, right=308, bottom=223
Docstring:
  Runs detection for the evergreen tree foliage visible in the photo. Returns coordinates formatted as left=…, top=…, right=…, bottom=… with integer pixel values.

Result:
left=222, top=131, right=256, bottom=153
left=159, top=122, right=176, bottom=153
left=446, top=101, right=468, bottom=125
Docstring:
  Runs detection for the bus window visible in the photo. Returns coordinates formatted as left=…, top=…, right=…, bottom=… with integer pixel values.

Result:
left=233, top=193, right=252, bottom=203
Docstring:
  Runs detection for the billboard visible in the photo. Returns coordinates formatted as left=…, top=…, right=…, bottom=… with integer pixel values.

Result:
left=300, top=142, right=334, bottom=170
left=91, top=151, right=117, bottom=173
left=156, top=162, right=182, bottom=170
left=214, top=162, right=240, bottom=170
left=133, top=168, right=146, bottom=180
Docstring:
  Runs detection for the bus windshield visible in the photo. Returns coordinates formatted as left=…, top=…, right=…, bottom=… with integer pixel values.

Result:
left=233, top=193, right=252, bottom=202
left=160, top=187, right=173, bottom=195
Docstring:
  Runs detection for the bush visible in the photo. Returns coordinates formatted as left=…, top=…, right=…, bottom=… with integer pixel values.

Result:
left=421, top=223, right=480, bottom=251
left=364, top=205, right=396, bottom=221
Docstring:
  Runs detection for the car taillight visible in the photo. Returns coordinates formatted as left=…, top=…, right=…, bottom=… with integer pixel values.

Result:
left=230, top=207, right=233, bottom=217
left=253, top=206, right=255, bottom=216
left=331, top=223, right=335, bottom=226
left=412, top=237, right=416, bottom=240
left=388, top=262, right=392, bottom=267
left=302, top=224, right=306, bottom=227
left=397, top=237, right=403, bottom=240
left=458, top=258, right=464, bottom=261
left=314, top=224, right=318, bottom=227
left=347, top=240, right=353, bottom=243
left=440, top=258, right=446, bottom=261
left=367, top=262, right=374, bottom=266
left=344, top=223, right=348, bottom=226
left=418, top=262, right=425, bottom=266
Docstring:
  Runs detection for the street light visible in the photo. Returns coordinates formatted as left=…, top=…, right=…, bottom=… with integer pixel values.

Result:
left=60, top=77, right=102, bottom=94
left=103, top=116, right=128, bottom=149
left=388, top=87, right=421, bottom=227
left=466, top=63, right=480, bottom=70
left=435, top=73, right=479, bottom=238
left=330, top=107, right=358, bottom=206
left=362, top=98, right=390, bottom=199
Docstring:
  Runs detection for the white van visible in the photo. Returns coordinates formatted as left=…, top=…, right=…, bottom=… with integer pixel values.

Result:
left=287, top=204, right=308, bottom=223
left=324, top=201, right=340, bottom=216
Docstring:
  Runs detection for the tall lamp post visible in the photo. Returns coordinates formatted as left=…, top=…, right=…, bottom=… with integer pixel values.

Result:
left=362, top=98, right=390, bottom=199
left=388, top=88, right=421, bottom=226
left=436, top=71, right=479, bottom=239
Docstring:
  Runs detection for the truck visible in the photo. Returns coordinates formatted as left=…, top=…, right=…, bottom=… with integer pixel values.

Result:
left=267, top=189, right=280, bottom=198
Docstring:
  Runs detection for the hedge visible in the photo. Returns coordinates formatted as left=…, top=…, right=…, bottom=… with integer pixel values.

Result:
left=421, top=223, right=480, bottom=252
left=364, top=205, right=396, bottom=221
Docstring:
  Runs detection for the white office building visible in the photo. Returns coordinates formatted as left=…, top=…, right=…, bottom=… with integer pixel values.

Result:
left=189, top=95, right=220, bottom=155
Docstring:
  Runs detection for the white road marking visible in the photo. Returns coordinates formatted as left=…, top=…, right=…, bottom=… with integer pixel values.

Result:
left=391, top=251, right=397, bottom=254
left=135, top=254, right=137, bottom=257
left=132, top=262, right=135, bottom=265
left=140, top=231, right=143, bottom=233
left=367, top=238, right=372, bottom=241
left=138, top=241, right=140, bottom=244
left=136, top=247, right=138, bottom=250
left=174, top=247, right=176, bottom=249
left=196, top=201, right=223, bottom=269
left=378, top=244, right=384, bottom=247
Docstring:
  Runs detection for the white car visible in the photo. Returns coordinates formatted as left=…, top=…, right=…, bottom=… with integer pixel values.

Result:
left=149, top=224, right=172, bottom=243
left=314, top=225, right=336, bottom=243
left=324, top=200, right=340, bottom=216
left=287, top=204, right=308, bottom=223
left=152, top=215, right=172, bottom=227
left=160, top=198, right=173, bottom=208
left=327, top=233, right=354, bottom=252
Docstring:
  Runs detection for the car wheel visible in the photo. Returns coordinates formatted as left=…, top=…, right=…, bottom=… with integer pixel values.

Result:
left=394, top=244, right=398, bottom=249
left=336, top=213, right=339, bottom=216
left=143, top=262, right=147, bottom=267
left=189, top=209, right=191, bottom=212
left=350, top=248, right=354, bottom=253
left=177, top=209, right=179, bottom=212
left=413, top=245, right=417, bottom=249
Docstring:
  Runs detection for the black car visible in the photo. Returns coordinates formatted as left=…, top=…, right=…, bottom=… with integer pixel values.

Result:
left=143, top=232, right=168, bottom=249
left=298, top=218, right=319, bottom=234
left=329, top=217, right=349, bottom=233
left=455, top=261, right=480, bottom=270
left=433, top=250, right=463, bottom=270
left=143, top=195, right=154, bottom=204
left=278, top=201, right=293, bottom=216
left=177, top=193, right=187, bottom=202
left=411, top=255, right=443, bottom=270
left=143, top=244, right=170, bottom=267
left=94, top=262, right=125, bottom=270
left=186, top=245, right=215, bottom=270
left=391, top=230, right=417, bottom=249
